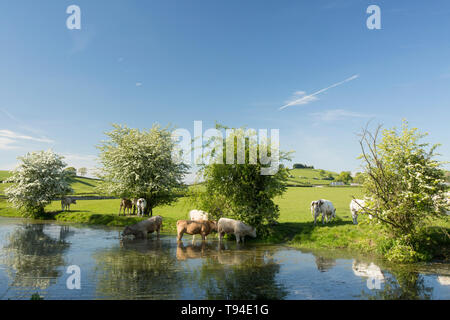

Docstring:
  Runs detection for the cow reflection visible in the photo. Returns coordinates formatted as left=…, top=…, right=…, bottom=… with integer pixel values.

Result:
left=437, top=276, right=450, bottom=286
left=176, top=242, right=217, bottom=261
left=352, top=260, right=385, bottom=282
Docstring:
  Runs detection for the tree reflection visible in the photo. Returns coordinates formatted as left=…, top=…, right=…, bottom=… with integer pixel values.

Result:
left=314, top=255, right=336, bottom=272
left=360, top=265, right=433, bottom=300
left=1, top=223, right=70, bottom=291
left=192, top=243, right=288, bottom=300
left=93, top=238, right=182, bottom=299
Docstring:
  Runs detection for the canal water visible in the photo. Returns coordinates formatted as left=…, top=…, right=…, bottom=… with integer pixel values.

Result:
left=0, top=217, right=448, bottom=300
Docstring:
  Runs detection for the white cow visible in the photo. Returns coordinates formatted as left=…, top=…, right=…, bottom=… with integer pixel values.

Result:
left=311, top=199, right=336, bottom=225
left=61, top=197, right=76, bottom=212
left=136, top=198, right=147, bottom=216
left=217, top=218, right=256, bottom=243
left=350, top=199, right=373, bottom=224
left=189, top=209, right=210, bottom=241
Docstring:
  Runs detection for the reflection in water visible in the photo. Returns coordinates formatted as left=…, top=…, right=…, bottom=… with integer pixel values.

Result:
left=352, top=261, right=385, bottom=282
left=438, top=276, right=450, bottom=286
left=315, top=256, right=337, bottom=272
left=363, top=268, right=433, bottom=300
left=94, top=238, right=182, bottom=299
left=0, top=219, right=448, bottom=300
left=1, top=224, right=71, bottom=292
left=190, top=242, right=288, bottom=300
left=176, top=241, right=217, bottom=261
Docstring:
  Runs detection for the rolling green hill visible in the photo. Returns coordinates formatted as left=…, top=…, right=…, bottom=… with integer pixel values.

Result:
left=286, top=168, right=339, bottom=186
left=0, top=170, right=101, bottom=196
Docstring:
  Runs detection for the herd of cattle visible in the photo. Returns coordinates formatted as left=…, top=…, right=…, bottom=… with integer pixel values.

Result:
left=121, top=209, right=257, bottom=244
left=59, top=192, right=450, bottom=242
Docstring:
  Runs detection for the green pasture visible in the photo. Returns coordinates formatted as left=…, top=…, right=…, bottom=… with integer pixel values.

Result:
left=286, top=168, right=339, bottom=186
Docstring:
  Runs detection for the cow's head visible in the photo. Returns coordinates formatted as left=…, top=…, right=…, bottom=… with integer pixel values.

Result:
left=311, top=200, right=320, bottom=216
left=209, top=221, right=218, bottom=232
left=71, top=199, right=77, bottom=204
left=122, top=226, right=133, bottom=237
left=249, top=227, right=257, bottom=238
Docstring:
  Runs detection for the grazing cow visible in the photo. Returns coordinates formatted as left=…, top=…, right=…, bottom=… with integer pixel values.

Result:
left=119, top=198, right=133, bottom=216
left=311, top=199, right=336, bottom=225
left=136, top=198, right=147, bottom=216
left=217, top=218, right=256, bottom=243
left=350, top=199, right=373, bottom=224
left=189, top=209, right=210, bottom=240
left=176, top=220, right=217, bottom=242
left=122, top=215, right=163, bottom=239
left=61, top=197, right=76, bottom=212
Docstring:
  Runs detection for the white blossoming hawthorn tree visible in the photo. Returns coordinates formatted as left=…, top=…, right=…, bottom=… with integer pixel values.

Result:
left=4, top=150, right=73, bottom=217
left=97, top=124, right=189, bottom=216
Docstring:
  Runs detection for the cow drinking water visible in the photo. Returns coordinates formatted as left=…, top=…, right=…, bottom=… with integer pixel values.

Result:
left=217, top=218, right=256, bottom=243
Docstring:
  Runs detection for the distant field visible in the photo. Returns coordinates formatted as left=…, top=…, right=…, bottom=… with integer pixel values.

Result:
left=0, top=170, right=101, bottom=196
left=286, top=168, right=339, bottom=186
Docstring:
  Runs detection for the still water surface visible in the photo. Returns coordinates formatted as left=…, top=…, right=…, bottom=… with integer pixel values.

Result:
left=0, top=217, right=449, bottom=300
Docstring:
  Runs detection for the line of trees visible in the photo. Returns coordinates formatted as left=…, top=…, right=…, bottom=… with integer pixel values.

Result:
left=3, top=120, right=448, bottom=254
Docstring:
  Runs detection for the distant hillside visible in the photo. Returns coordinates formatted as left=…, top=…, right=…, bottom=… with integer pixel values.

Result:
left=287, top=168, right=339, bottom=186
left=0, top=170, right=101, bottom=196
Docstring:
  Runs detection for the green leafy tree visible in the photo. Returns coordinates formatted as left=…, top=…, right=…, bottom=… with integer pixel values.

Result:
left=194, top=125, right=291, bottom=237
left=4, top=150, right=73, bottom=217
left=77, top=167, right=88, bottom=177
left=64, top=167, right=77, bottom=177
left=97, top=124, right=189, bottom=216
left=358, top=121, right=448, bottom=260
left=353, top=172, right=366, bottom=184
left=335, top=171, right=353, bottom=184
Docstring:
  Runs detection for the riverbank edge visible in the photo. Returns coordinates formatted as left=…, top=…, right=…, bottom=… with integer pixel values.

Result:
left=1, top=210, right=448, bottom=264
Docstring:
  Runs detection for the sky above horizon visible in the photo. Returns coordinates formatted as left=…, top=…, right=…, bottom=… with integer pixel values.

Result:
left=1, top=0, right=449, bottom=178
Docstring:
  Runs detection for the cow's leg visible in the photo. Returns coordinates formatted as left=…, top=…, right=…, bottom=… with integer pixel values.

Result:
left=322, top=214, right=325, bottom=225
left=177, top=231, right=183, bottom=242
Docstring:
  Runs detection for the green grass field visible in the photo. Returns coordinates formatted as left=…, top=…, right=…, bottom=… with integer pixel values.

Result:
left=286, top=168, right=339, bottom=186
left=0, top=170, right=101, bottom=196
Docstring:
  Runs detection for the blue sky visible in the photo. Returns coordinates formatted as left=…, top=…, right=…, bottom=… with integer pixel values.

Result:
left=1, top=0, right=449, bottom=176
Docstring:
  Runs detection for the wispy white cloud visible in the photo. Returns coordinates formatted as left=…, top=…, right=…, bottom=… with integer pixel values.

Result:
left=136, top=82, right=143, bottom=87
left=309, top=109, right=374, bottom=122
left=279, top=74, right=359, bottom=110
left=0, top=129, right=54, bottom=144
left=0, top=137, right=19, bottom=150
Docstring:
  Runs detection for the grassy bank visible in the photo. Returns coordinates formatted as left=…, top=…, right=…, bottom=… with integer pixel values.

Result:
left=1, top=186, right=448, bottom=260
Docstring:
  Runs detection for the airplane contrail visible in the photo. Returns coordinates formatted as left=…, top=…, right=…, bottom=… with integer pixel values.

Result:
left=279, top=74, right=360, bottom=110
